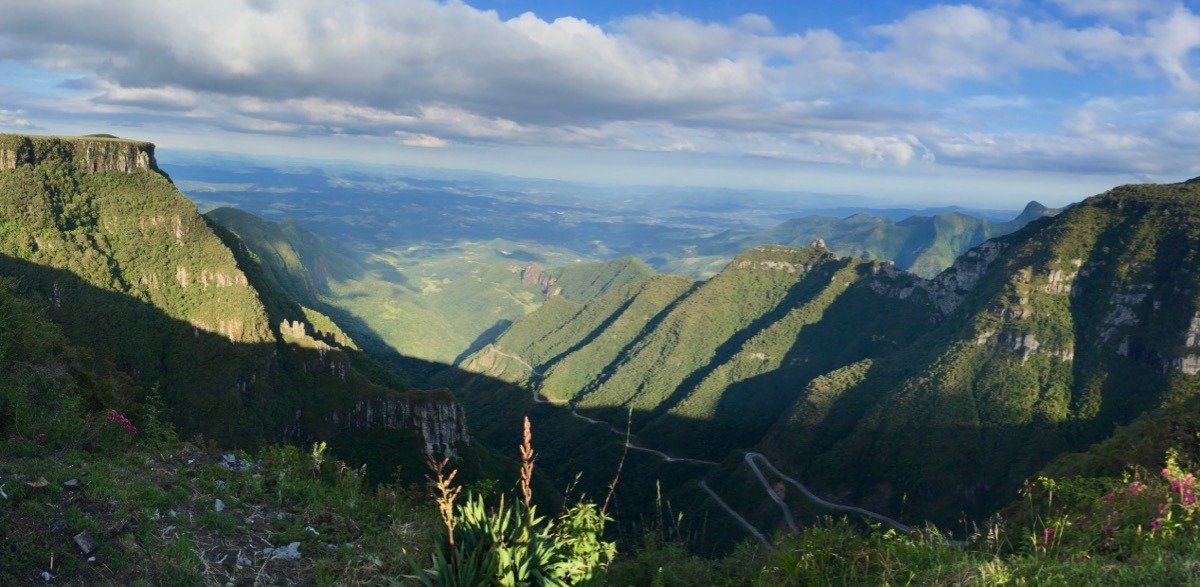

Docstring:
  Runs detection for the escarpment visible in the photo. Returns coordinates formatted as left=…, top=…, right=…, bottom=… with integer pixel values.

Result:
left=0, top=134, right=159, bottom=174
left=0, top=133, right=470, bottom=454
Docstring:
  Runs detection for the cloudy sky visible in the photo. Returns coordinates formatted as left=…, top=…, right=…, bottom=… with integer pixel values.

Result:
left=1, top=0, right=1198, bottom=206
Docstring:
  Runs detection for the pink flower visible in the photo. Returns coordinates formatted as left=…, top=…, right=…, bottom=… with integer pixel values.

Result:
left=1151, top=518, right=1163, bottom=531
left=106, top=410, right=139, bottom=436
left=1185, top=490, right=1197, bottom=506
left=1042, top=527, right=1056, bottom=542
left=1162, top=468, right=1172, bottom=479
left=1126, top=481, right=1147, bottom=496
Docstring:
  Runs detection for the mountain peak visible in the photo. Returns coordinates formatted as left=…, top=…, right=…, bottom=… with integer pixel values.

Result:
left=1021, top=200, right=1048, bottom=214
left=1011, top=200, right=1058, bottom=224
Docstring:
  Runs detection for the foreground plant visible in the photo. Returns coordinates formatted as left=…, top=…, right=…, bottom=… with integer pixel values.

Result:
left=407, top=416, right=615, bottom=586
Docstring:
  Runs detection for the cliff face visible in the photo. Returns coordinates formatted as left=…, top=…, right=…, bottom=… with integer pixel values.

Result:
left=513, top=263, right=562, bottom=296
left=0, top=134, right=158, bottom=174
left=0, top=133, right=470, bottom=456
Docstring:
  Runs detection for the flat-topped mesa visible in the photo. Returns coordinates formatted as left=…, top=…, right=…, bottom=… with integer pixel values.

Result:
left=0, top=133, right=159, bottom=174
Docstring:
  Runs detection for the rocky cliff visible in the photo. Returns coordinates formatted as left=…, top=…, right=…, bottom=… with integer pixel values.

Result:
left=0, top=134, right=158, bottom=174
left=0, top=133, right=469, bottom=456
left=512, top=263, right=562, bottom=296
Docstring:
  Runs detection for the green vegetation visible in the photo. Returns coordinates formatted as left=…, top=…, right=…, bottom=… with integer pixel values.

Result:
left=11, top=134, right=1200, bottom=583
left=0, top=134, right=463, bottom=456
left=452, top=178, right=1200, bottom=548
left=553, top=257, right=655, bottom=303
left=207, top=207, right=628, bottom=366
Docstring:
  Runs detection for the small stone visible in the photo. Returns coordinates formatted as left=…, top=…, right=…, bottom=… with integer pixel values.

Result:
left=215, top=480, right=226, bottom=489
left=262, top=542, right=302, bottom=560
left=73, top=531, right=99, bottom=556
left=62, top=479, right=81, bottom=491
left=304, top=526, right=319, bottom=536
left=324, top=543, right=337, bottom=552
left=222, top=453, right=236, bottom=465
left=26, top=477, right=48, bottom=490
left=87, top=556, right=96, bottom=563
left=237, top=551, right=253, bottom=567
left=50, top=519, right=67, bottom=534
left=214, top=499, right=225, bottom=512
left=275, top=512, right=285, bottom=521
left=40, top=571, right=52, bottom=582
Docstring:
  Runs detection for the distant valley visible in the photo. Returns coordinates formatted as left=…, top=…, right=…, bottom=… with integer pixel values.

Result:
left=169, top=154, right=1052, bottom=365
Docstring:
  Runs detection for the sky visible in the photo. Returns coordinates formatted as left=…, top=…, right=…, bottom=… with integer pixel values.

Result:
left=1, top=0, right=1199, bottom=207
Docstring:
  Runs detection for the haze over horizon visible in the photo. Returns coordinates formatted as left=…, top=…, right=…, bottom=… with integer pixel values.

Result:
left=2, top=0, right=1199, bottom=206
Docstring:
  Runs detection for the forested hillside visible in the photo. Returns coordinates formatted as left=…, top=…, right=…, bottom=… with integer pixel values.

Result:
left=0, top=134, right=465, bottom=451
left=456, top=177, right=1200, bottom=545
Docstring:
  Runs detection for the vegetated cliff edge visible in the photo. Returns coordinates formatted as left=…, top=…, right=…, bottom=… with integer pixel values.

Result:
left=0, top=133, right=159, bottom=174
left=0, top=133, right=467, bottom=453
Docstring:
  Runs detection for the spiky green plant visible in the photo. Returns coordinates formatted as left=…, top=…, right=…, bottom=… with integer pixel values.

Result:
left=406, top=418, right=615, bottom=586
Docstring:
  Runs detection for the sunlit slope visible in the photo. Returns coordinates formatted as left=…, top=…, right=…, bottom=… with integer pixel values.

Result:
left=206, top=207, right=466, bottom=363
left=0, top=134, right=463, bottom=448
left=553, top=256, right=655, bottom=302
left=461, top=274, right=694, bottom=400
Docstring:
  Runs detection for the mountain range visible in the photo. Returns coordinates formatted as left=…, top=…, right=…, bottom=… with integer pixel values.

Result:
left=454, top=176, right=1200, bottom=540
left=5, top=133, right=1200, bottom=582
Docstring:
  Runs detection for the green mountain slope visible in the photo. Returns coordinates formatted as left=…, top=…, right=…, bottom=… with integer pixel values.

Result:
left=205, top=207, right=467, bottom=367
left=553, top=256, right=656, bottom=302
left=452, top=178, right=1200, bottom=544
left=752, top=179, right=1200, bottom=528
left=0, top=134, right=466, bottom=451
left=206, top=208, right=649, bottom=367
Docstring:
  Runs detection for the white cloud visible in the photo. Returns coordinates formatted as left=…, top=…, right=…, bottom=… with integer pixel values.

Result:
left=0, top=0, right=1196, bottom=178
left=0, top=108, right=32, bottom=128
left=398, top=133, right=448, bottom=148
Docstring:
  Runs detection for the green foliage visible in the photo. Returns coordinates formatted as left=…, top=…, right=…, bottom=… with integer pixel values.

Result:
left=553, top=257, right=655, bottom=303
left=207, top=207, right=578, bottom=364
left=411, top=494, right=615, bottom=586
left=0, top=136, right=457, bottom=454
left=0, top=437, right=440, bottom=585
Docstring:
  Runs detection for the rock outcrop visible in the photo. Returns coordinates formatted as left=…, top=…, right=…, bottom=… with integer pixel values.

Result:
left=513, top=263, right=562, bottom=296
left=291, top=392, right=470, bottom=455
left=867, top=240, right=1009, bottom=317
left=0, top=134, right=158, bottom=175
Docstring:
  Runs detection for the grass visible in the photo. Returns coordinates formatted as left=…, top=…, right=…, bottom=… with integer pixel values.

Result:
left=0, top=439, right=440, bottom=585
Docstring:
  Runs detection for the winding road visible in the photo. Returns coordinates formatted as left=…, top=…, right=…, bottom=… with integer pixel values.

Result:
left=699, top=480, right=770, bottom=547
left=744, top=452, right=911, bottom=534
left=485, top=345, right=939, bottom=545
